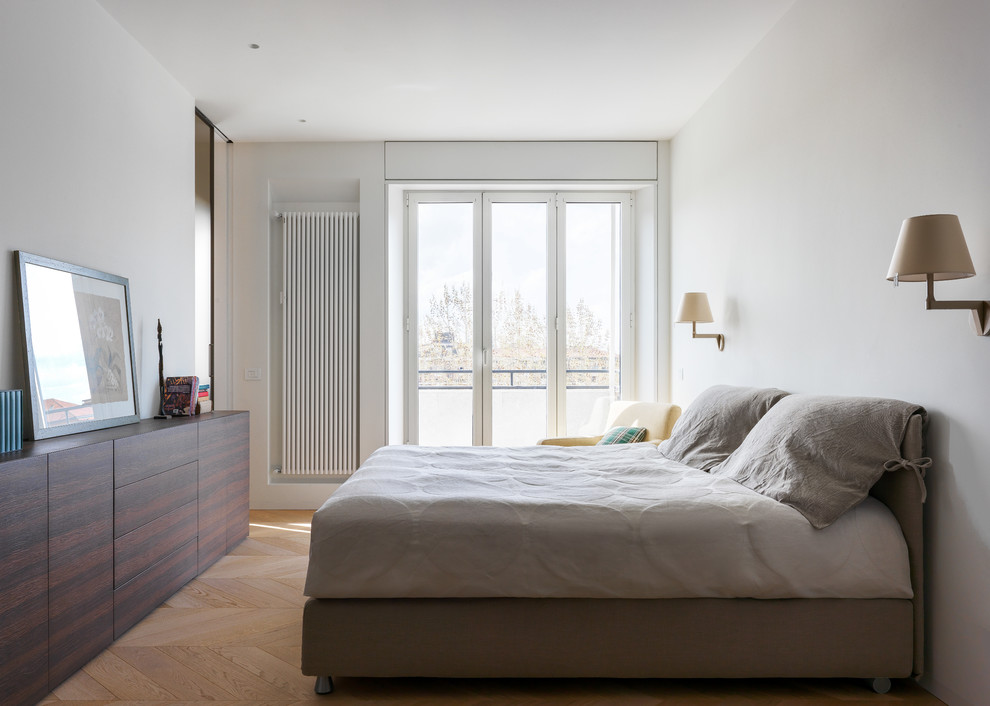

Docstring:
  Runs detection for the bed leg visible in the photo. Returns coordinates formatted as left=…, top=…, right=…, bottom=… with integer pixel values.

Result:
left=867, top=677, right=892, bottom=694
left=314, top=676, right=334, bottom=695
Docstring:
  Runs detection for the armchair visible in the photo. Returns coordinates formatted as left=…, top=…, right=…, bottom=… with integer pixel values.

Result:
left=538, top=401, right=681, bottom=446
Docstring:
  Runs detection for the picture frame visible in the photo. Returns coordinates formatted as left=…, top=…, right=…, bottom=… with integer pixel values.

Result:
left=15, top=251, right=141, bottom=440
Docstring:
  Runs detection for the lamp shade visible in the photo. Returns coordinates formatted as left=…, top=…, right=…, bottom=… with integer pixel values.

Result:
left=676, top=292, right=714, bottom=323
left=886, top=214, right=976, bottom=282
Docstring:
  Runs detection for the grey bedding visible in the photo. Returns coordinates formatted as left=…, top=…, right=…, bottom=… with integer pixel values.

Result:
left=305, top=443, right=912, bottom=601
left=714, top=395, right=927, bottom=528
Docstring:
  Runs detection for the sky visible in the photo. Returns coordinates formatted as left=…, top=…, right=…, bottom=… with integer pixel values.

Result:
left=416, top=198, right=619, bottom=349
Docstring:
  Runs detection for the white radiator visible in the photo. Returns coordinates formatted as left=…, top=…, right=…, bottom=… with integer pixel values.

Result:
left=281, top=211, right=358, bottom=475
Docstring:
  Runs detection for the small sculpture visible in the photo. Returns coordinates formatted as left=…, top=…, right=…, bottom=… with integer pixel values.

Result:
left=154, top=319, right=170, bottom=419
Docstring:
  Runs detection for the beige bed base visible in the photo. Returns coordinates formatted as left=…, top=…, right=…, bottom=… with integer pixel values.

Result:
left=301, top=415, right=926, bottom=693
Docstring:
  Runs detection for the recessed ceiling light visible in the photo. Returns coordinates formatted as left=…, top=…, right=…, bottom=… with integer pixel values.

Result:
left=249, top=43, right=260, bottom=49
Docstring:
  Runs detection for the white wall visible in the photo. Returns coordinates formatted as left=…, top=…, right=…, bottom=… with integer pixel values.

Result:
left=670, top=1, right=990, bottom=703
left=228, top=142, right=385, bottom=509
left=653, top=140, right=673, bottom=403
left=0, top=0, right=195, bottom=417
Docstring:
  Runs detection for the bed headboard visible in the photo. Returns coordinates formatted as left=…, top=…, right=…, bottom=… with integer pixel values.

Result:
left=869, top=412, right=926, bottom=677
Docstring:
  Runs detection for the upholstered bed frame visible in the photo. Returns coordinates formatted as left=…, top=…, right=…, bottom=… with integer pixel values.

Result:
left=301, top=414, right=925, bottom=695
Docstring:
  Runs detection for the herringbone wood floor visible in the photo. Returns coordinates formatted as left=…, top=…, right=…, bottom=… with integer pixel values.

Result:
left=41, top=510, right=945, bottom=705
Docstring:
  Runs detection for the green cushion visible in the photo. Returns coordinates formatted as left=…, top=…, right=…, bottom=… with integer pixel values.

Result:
left=597, top=426, right=648, bottom=445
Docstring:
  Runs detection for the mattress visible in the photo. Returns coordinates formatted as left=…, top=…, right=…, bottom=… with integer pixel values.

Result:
left=305, top=444, right=911, bottom=600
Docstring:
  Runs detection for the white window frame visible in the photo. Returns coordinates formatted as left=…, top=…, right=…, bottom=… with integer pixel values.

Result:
left=405, top=192, right=481, bottom=446
left=482, top=192, right=556, bottom=445
left=405, top=190, right=634, bottom=445
left=555, top=192, right=633, bottom=437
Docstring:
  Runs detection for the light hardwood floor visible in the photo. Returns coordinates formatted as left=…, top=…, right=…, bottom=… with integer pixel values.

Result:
left=42, top=510, right=946, bottom=705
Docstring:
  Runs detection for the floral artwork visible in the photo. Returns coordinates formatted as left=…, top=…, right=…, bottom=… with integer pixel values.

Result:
left=73, top=292, right=129, bottom=404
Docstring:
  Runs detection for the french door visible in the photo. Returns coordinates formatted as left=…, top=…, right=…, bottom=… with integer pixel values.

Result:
left=407, top=191, right=631, bottom=446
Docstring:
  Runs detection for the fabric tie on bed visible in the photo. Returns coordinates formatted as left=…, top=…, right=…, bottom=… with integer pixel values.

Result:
left=883, top=456, right=933, bottom=502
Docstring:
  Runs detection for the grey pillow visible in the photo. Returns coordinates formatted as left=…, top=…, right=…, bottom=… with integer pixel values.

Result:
left=712, top=394, right=926, bottom=529
left=658, top=385, right=789, bottom=471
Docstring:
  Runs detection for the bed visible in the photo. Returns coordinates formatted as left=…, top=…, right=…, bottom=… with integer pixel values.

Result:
left=301, top=386, right=929, bottom=695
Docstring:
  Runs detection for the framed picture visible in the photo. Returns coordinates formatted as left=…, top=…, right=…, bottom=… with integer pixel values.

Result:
left=15, top=251, right=141, bottom=440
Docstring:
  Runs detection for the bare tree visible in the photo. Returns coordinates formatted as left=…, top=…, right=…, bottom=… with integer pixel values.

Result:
left=419, top=286, right=610, bottom=388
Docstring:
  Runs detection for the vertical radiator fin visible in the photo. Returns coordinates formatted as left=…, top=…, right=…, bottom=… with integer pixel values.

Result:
left=282, top=211, right=358, bottom=475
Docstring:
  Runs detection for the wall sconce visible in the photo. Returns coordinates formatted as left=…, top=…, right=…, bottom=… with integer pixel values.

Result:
left=676, top=292, right=725, bottom=351
left=887, top=214, right=990, bottom=335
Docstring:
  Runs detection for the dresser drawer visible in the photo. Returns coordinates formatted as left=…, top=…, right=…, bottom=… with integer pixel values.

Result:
left=199, top=412, right=250, bottom=569
left=114, top=500, right=198, bottom=589
left=115, top=461, right=198, bottom=538
left=48, top=442, right=114, bottom=688
left=114, top=425, right=198, bottom=487
left=113, top=538, right=198, bottom=639
left=0, top=456, right=48, bottom=706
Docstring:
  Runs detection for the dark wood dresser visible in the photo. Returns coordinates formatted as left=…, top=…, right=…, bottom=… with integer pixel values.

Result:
left=0, top=411, right=249, bottom=705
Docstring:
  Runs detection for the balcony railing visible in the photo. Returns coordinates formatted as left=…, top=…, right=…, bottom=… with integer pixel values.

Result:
left=43, top=401, right=96, bottom=425
left=418, top=368, right=610, bottom=390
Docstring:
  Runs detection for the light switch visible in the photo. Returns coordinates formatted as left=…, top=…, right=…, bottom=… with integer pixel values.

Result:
left=245, top=368, right=262, bottom=381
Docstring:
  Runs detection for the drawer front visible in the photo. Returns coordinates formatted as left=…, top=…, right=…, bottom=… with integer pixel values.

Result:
left=200, top=412, right=250, bottom=566
left=48, top=442, right=114, bottom=688
left=115, top=461, right=198, bottom=538
left=197, top=460, right=227, bottom=573
left=114, top=500, right=198, bottom=589
left=114, top=424, right=198, bottom=487
left=202, top=413, right=250, bottom=548
left=0, top=456, right=49, bottom=706
left=227, top=469, right=250, bottom=548
left=114, top=538, right=198, bottom=639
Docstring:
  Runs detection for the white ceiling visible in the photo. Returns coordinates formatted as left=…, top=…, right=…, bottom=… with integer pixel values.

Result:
left=95, top=0, right=794, bottom=143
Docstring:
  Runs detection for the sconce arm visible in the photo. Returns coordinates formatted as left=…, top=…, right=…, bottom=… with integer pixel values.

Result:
left=926, top=274, right=990, bottom=335
left=691, top=322, right=726, bottom=351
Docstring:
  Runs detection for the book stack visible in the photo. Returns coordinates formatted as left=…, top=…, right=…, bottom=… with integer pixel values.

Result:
left=163, top=376, right=198, bottom=416
left=1, top=389, right=23, bottom=453
left=197, top=382, right=212, bottom=414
